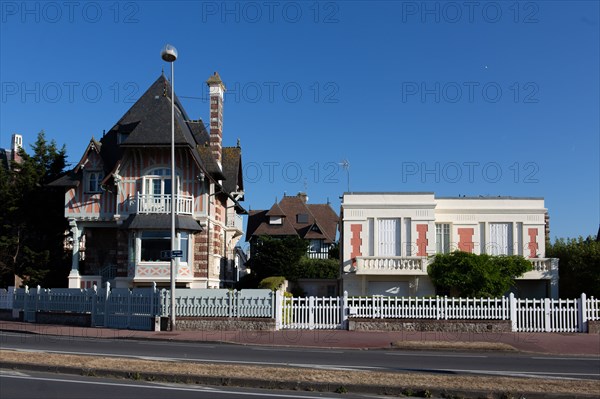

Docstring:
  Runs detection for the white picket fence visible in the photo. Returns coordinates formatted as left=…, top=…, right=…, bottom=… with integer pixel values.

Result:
left=278, top=292, right=600, bottom=332
left=4, top=285, right=599, bottom=333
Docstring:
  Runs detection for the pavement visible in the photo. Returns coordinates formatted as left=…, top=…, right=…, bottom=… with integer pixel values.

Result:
left=1, top=320, right=599, bottom=356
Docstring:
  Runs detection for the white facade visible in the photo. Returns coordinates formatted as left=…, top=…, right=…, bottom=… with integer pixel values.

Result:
left=341, top=193, right=558, bottom=299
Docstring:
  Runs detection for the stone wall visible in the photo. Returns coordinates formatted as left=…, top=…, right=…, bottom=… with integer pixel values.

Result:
left=588, top=320, right=600, bottom=334
left=348, top=318, right=511, bottom=333
left=35, top=311, right=92, bottom=327
left=171, top=317, right=275, bottom=331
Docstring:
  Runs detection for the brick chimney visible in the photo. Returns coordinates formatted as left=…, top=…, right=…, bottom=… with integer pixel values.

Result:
left=11, top=133, right=22, bottom=164
left=206, top=72, right=225, bottom=167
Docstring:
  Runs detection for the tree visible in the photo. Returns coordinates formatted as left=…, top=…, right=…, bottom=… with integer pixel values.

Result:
left=547, top=236, right=600, bottom=298
left=0, top=131, right=69, bottom=287
left=246, top=235, right=308, bottom=282
left=427, top=251, right=532, bottom=297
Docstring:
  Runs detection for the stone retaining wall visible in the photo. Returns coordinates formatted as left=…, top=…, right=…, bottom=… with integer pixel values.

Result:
left=348, top=318, right=511, bottom=333
left=170, top=317, right=276, bottom=331
left=588, top=320, right=600, bottom=334
left=35, top=311, right=92, bottom=327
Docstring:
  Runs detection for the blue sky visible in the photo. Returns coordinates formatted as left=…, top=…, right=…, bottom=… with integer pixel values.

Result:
left=1, top=1, right=598, bottom=242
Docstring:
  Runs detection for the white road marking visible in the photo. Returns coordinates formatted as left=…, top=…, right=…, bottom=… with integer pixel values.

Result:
left=0, top=374, right=345, bottom=398
left=385, top=352, right=488, bottom=358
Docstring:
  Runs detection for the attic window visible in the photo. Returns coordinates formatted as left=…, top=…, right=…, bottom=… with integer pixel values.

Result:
left=269, top=216, right=283, bottom=225
left=297, top=214, right=309, bottom=224
left=311, top=225, right=320, bottom=232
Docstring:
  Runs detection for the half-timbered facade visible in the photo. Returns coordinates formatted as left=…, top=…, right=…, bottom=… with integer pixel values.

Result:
left=51, top=73, right=245, bottom=289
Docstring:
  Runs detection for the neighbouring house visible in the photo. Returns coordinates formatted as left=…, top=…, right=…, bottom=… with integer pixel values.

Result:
left=246, top=193, right=338, bottom=259
left=341, top=192, right=559, bottom=299
left=0, top=133, right=23, bottom=170
left=50, top=72, right=246, bottom=289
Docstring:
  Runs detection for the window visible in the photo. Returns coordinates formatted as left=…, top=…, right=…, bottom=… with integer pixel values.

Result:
left=140, top=231, right=189, bottom=263
left=87, top=171, right=103, bottom=193
left=378, top=219, right=400, bottom=256
left=140, top=231, right=170, bottom=262
left=180, top=232, right=189, bottom=263
left=436, top=224, right=450, bottom=254
left=143, top=168, right=176, bottom=197
left=269, top=216, right=282, bottom=225
left=489, top=223, right=513, bottom=255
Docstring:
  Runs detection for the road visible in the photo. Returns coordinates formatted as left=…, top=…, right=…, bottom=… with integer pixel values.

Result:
left=1, top=331, right=598, bottom=380
left=0, top=369, right=373, bottom=399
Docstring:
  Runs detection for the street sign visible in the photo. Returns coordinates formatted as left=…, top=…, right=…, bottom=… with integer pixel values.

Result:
left=171, top=250, right=183, bottom=258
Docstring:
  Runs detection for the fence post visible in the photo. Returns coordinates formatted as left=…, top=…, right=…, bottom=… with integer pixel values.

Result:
left=579, top=293, right=588, bottom=333
left=104, top=282, right=110, bottom=328
left=544, top=298, right=552, bottom=333
left=341, top=291, right=349, bottom=330
left=91, top=285, right=97, bottom=327
left=127, top=288, right=132, bottom=329
left=309, top=296, right=315, bottom=330
left=274, top=291, right=282, bottom=330
left=509, top=293, right=517, bottom=332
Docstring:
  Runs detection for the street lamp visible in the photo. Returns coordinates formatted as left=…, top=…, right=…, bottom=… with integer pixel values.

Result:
left=161, top=43, right=178, bottom=331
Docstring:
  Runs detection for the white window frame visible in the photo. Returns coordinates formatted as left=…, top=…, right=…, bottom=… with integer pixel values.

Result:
left=138, top=230, right=190, bottom=264
left=489, top=223, right=513, bottom=255
left=269, top=216, right=283, bottom=225
left=86, top=171, right=103, bottom=193
left=436, top=223, right=451, bottom=254
left=142, top=167, right=180, bottom=197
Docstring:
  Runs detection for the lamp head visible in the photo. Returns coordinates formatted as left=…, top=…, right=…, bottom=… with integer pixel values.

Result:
left=161, top=44, right=178, bottom=62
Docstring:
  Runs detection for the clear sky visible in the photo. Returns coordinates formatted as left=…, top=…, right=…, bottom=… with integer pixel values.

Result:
left=1, top=1, right=598, bottom=242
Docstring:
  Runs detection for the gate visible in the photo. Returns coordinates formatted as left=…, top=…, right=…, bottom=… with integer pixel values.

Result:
left=280, top=295, right=345, bottom=330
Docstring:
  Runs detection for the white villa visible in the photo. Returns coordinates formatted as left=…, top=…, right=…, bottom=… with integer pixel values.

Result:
left=340, top=192, right=558, bottom=299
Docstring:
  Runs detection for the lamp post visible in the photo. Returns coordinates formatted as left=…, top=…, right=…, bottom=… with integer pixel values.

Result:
left=161, top=43, right=178, bottom=331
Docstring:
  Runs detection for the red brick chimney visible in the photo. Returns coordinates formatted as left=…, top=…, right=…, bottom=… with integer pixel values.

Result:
left=206, top=72, right=225, bottom=166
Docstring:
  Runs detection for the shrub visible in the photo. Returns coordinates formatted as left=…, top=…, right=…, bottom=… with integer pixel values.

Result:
left=258, top=276, right=286, bottom=291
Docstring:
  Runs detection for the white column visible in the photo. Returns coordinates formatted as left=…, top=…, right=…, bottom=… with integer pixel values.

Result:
left=68, top=219, right=82, bottom=288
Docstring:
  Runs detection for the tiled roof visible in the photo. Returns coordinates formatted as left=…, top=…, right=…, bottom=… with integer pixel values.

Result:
left=222, top=146, right=243, bottom=198
left=246, top=194, right=338, bottom=243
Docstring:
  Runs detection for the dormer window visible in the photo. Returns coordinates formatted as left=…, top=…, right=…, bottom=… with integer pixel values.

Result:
left=269, top=216, right=283, bottom=225
left=86, top=171, right=103, bottom=193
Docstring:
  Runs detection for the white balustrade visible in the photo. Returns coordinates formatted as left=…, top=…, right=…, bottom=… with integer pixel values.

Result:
left=136, top=193, right=193, bottom=215
left=355, top=256, right=427, bottom=275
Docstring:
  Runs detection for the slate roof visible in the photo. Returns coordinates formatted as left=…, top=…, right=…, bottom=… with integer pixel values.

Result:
left=121, top=214, right=202, bottom=231
left=246, top=194, right=338, bottom=243
left=49, top=74, right=243, bottom=201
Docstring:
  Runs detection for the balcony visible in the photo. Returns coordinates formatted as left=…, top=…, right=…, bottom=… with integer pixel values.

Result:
left=136, top=193, right=193, bottom=215
left=355, top=256, right=428, bottom=275
left=519, top=258, right=558, bottom=280
left=226, top=212, right=244, bottom=233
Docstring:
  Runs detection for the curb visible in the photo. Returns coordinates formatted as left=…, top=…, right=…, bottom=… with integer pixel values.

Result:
left=1, top=360, right=597, bottom=399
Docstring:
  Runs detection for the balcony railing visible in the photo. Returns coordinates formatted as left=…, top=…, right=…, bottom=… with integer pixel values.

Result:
left=355, top=256, right=428, bottom=275
left=226, top=212, right=244, bottom=232
left=307, top=252, right=329, bottom=259
left=136, top=193, right=193, bottom=215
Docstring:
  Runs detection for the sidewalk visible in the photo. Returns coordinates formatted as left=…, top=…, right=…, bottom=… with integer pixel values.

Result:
left=0, top=320, right=598, bottom=356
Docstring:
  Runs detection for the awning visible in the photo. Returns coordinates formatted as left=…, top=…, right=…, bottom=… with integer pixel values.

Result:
left=121, top=214, right=202, bottom=231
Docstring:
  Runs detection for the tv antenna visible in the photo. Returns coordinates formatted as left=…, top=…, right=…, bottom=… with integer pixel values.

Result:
left=339, top=159, right=350, bottom=192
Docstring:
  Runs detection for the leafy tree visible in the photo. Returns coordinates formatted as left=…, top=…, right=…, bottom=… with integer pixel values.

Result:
left=427, top=251, right=532, bottom=297
left=298, top=258, right=339, bottom=279
left=246, top=235, right=308, bottom=282
left=0, top=131, right=69, bottom=287
left=547, top=236, right=599, bottom=298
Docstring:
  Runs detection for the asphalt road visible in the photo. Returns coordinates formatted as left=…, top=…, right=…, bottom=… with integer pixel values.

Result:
left=0, top=331, right=598, bottom=380
left=0, top=369, right=373, bottom=399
